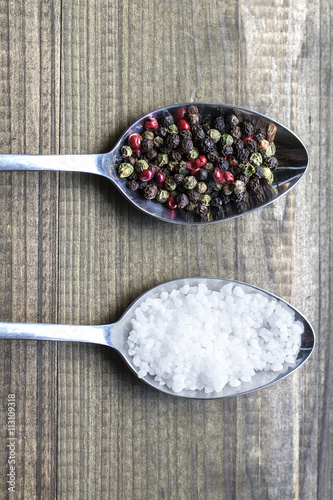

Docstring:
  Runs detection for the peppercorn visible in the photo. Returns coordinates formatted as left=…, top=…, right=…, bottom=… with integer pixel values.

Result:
left=195, top=204, right=209, bottom=217
left=142, top=130, right=155, bottom=141
left=196, top=169, right=208, bottom=181
left=262, top=143, right=276, bottom=158
left=183, top=175, right=197, bottom=190
left=262, top=167, right=274, bottom=185
left=146, top=149, right=158, bottom=160
left=267, top=123, right=277, bottom=142
left=118, top=163, right=134, bottom=177
left=196, top=181, right=207, bottom=194
left=242, top=163, right=255, bottom=177
left=205, top=162, right=214, bottom=173
left=231, top=126, right=242, bottom=140
left=171, top=151, right=182, bottom=162
left=154, top=136, right=164, bottom=148
left=254, top=166, right=264, bottom=178
left=156, top=189, right=169, bottom=203
left=176, top=193, right=189, bottom=208
left=244, top=138, right=257, bottom=153
left=143, top=184, right=158, bottom=199
left=211, top=197, right=223, bottom=207
left=222, top=184, right=233, bottom=196
left=188, top=189, right=200, bottom=202
left=135, top=159, right=149, bottom=172
left=227, top=114, right=240, bottom=128
left=192, top=125, right=206, bottom=142
left=164, top=177, right=177, bottom=191
left=180, top=138, right=194, bottom=153
left=186, top=201, right=199, bottom=211
left=249, top=152, right=263, bottom=166
left=167, top=161, right=178, bottom=173
left=156, top=153, right=169, bottom=167
left=214, top=116, right=225, bottom=133
left=207, top=149, right=219, bottom=163
left=139, top=169, right=154, bottom=182
left=201, top=137, right=214, bottom=152
left=177, top=161, right=189, bottom=175
left=168, top=124, right=179, bottom=134
left=174, top=173, right=184, bottom=185
left=161, top=114, right=173, bottom=128
left=232, top=180, right=246, bottom=194
left=201, top=194, right=211, bottom=206
left=207, top=129, right=221, bottom=144
left=265, top=156, right=278, bottom=171
left=121, top=145, right=132, bottom=157
left=243, top=121, right=254, bottom=137
left=127, top=179, right=139, bottom=191
left=221, top=145, right=233, bottom=156
left=221, top=134, right=233, bottom=146
left=141, top=139, right=154, bottom=153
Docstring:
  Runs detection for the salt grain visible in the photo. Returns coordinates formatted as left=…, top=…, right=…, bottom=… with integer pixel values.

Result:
left=127, top=283, right=304, bottom=393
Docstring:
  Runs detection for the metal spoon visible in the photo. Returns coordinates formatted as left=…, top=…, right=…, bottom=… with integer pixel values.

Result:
left=0, top=277, right=315, bottom=399
left=0, top=103, right=308, bottom=224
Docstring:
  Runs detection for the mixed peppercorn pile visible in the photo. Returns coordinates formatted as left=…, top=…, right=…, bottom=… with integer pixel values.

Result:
left=116, top=105, right=278, bottom=219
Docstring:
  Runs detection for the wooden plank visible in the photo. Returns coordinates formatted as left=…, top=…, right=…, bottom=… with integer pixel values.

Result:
left=0, top=0, right=60, bottom=498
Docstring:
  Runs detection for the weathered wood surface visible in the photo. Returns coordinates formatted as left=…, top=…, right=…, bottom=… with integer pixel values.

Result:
left=0, top=0, right=331, bottom=499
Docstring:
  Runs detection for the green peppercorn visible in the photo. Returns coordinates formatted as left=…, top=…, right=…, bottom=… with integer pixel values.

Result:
left=232, top=180, right=246, bottom=194
left=262, top=167, right=274, bottom=185
left=154, top=136, right=164, bottom=148
left=164, top=177, right=177, bottom=191
left=135, top=159, right=149, bottom=172
left=167, top=161, right=178, bottom=173
left=222, top=184, right=233, bottom=196
left=142, top=131, right=154, bottom=141
left=262, top=142, right=276, bottom=158
left=118, top=163, right=134, bottom=178
left=242, top=163, right=256, bottom=177
left=156, top=189, right=169, bottom=203
left=221, top=133, right=234, bottom=146
left=120, top=145, right=132, bottom=157
left=168, top=124, right=179, bottom=134
left=205, top=162, right=214, bottom=173
left=213, top=182, right=223, bottom=191
left=249, top=152, right=263, bottom=167
left=187, top=147, right=199, bottom=159
left=156, top=153, right=169, bottom=167
left=201, top=194, right=211, bottom=206
left=207, top=129, right=221, bottom=144
left=177, top=161, right=189, bottom=176
left=183, top=175, right=197, bottom=190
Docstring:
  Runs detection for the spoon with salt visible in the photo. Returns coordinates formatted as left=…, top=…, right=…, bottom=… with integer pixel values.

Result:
left=0, top=277, right=315, bottom=399
left=0, top=103, right=308, bottom=224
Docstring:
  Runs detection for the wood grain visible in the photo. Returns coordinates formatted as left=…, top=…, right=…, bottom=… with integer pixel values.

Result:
left=0, top=0, right=331, bottom=498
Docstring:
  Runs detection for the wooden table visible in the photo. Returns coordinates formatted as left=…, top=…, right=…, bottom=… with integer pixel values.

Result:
left=0, top=1, right=330, bottom=498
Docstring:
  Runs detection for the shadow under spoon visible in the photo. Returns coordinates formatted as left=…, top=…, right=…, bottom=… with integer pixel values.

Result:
left=0, top=103, right=308, bottom=224
left=0, top=277, right=315, bottom=399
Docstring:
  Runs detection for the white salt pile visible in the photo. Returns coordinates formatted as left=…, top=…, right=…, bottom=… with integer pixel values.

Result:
left=127, top=283, right=304, bottom=394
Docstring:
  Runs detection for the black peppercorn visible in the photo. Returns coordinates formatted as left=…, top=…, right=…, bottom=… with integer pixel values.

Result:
left=214, top=116, right=226, bottom=133
left=143, top=184, right=158, bottom=199
left=127, top=179, right=139, bottom=191
left=243, top=121, right=255, bottom=137
left=201, top=137, right=214, bottom=152
left=176, top=193, right=189, bottom=209
left=141, top=139, right=154, bottom=152
left=196, top=169, right=208, bottom=181
left=245, top=138, right=257, bottom=153
left=180, top=137, right=194, bottom=153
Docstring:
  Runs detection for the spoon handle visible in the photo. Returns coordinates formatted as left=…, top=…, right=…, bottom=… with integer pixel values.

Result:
left=0, top=322, right=111, bottom=347
left=0, top=153, right=103, bottom=175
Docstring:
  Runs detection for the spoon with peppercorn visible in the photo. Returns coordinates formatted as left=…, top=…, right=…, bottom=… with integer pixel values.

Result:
left=0, top=103, right=308, bottom=224
left=0, top=277, right=315, bottom=399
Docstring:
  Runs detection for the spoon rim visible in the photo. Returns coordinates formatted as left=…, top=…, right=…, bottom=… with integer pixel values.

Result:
left=108, top=102, right=309, bottom=225
left=116, top=276, right=315, bottom=399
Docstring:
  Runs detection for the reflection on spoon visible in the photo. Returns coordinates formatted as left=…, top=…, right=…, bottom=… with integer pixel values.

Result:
left=0, top=103, right=308, bottom=224
left=0, top=277, right=315, bottom=399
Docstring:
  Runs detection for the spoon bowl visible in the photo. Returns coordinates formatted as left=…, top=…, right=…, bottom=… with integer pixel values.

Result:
left=0, top=277, right=315, bottom=399
left=0, top=103, right=309, bottom=224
